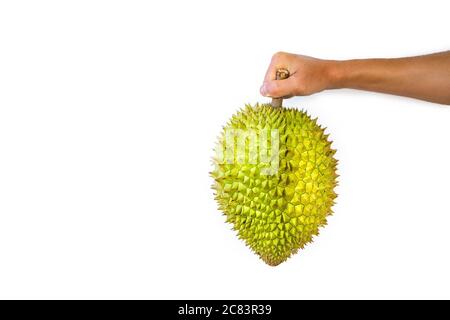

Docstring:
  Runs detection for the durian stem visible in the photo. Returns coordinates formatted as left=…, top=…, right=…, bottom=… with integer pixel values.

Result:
left=271, top=68, right=290, bottom=108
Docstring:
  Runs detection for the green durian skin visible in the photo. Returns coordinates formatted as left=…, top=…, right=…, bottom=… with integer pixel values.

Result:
left=212, top=104, right=338, bottom=266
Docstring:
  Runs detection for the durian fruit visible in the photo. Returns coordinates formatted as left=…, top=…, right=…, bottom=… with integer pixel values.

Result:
left=211, top=69, right=338, bottom=266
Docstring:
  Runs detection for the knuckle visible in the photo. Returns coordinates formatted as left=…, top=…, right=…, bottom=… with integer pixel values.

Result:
left=271, top=51, right=286, bottom=61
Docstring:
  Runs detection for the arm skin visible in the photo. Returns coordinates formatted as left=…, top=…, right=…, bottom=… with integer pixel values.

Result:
left=260, top=51, right=450, bottom=105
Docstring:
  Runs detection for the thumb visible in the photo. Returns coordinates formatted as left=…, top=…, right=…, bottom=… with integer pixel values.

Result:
left=260, top=78, right=297, bottom=98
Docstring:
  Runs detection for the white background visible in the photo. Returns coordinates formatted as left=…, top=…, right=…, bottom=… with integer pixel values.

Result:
left=0, top=1, right=449, bottom=299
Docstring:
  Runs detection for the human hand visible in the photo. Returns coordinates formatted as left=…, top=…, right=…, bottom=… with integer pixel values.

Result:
left=260, top=52, right=336, bottom=98
left=260, top=51, right=450, bottom=105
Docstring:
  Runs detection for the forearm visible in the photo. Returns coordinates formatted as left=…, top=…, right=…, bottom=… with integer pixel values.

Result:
left=328, top=51, right=450, bottom=105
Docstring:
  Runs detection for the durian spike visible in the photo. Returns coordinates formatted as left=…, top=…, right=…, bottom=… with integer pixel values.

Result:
left=271, top=68, right=290, bottom=108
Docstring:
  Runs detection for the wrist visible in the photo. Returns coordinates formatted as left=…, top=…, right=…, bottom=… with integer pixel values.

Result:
left=324, top=60, right=348, bottom=89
